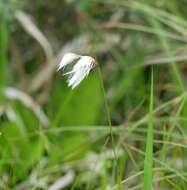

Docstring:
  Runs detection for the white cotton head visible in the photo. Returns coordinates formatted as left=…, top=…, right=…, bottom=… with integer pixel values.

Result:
left=73, top=56, right=95, bottom=72
left=67, top=56, right=96, bottom=89
left=68, top=69, right=88, bottom=89
left=57, top=53, right=81, bottom=71
left=57, top=53, right=96, bottom=89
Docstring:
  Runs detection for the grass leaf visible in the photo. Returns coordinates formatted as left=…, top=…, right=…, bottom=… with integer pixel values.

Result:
left=143, top=66, right=154, bottom=190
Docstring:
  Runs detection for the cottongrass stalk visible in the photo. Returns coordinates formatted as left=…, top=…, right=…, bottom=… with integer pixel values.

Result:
left=97, top=65, right=121, bottom=184
left=58, top=53, right=120, bottom=187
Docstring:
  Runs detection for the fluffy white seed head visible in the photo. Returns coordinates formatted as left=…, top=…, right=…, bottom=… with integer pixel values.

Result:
left=57, top=53, right=96, bottom=89
left=57, top=53, right=81, bottom=71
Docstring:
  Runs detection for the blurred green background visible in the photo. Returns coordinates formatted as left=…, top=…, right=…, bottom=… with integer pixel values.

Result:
left=1, top=0, right=187, bottom=189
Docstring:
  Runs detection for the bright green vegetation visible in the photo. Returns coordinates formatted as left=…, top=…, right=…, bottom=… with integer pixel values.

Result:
left=1, top=0, right=187, bottom=189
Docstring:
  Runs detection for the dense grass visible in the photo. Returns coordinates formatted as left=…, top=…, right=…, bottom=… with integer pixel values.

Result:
left=1, top=0, right=187, bottom=189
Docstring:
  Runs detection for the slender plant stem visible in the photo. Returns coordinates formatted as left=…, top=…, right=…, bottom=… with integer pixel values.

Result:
left=97, top=66, right=120, bottom=177
left=97, top=67, right=112, bottom=126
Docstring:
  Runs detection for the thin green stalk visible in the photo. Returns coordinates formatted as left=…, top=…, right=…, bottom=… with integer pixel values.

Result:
left=143, top=66, right=154, bottom=190
left=97, top=66, right=120, bottom=181
left=97, top=67, right=112, bottom=127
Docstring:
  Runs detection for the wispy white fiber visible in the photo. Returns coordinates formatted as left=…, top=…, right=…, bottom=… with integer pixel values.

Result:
left=57, top=53, right=96, bottom=89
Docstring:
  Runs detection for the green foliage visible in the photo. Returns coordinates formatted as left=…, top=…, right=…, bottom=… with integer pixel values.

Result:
left=52, top=72, right=102, bottom=126
left=1, top=0, right=187, bottom=189
left=0, top=0, right=23, bottom=22
left=0, top=122, right=44, bottom=186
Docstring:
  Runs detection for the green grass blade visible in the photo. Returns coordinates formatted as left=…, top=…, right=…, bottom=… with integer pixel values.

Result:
left=143, top=66, right=154, bottom=190
left=0, top=19, right=7, bottom=95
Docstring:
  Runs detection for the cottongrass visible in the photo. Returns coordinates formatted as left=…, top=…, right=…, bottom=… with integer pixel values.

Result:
left=58, top=53, right=96, bottom=89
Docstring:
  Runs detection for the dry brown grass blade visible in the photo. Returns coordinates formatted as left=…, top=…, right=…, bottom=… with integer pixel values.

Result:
left=145, top=55, right=187, bottom=66
left=4, top=87, right=50, bottom=127
left=143, top=43, right=187, bottom=66
left=15, top=10, right=54, bottom=62
left=145, top=52, right=187, bottom=66
left=48, top=170, right=75, bottom=190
